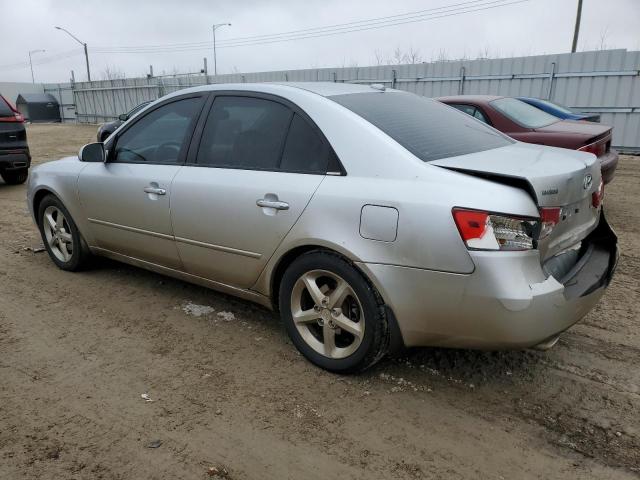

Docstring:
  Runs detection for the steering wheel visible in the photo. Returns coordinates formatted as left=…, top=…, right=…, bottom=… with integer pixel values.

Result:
left=155, top=141, right=182, bottom=163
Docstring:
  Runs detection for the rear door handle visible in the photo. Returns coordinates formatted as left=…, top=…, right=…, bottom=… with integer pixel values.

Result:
left=256, top=199, right=289, bottom=210
left=144, top=186, right=166, bottom=195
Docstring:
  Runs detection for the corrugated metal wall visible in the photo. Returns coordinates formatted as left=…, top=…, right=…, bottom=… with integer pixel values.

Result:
left=70, top=49, right=640, bottom=151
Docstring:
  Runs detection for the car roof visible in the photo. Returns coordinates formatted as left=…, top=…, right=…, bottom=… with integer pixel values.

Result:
left=436, top=95, right=503, bottom=105
left=162, top=81, right=396, bottom=101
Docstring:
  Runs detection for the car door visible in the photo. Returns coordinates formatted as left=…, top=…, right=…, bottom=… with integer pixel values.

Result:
left=78, top=94, right=206, bottom=269
left=171, top=93, right=336, bottom=288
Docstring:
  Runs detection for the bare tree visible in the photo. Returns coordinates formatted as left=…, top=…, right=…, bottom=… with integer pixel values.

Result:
left=475, top=46, right=491, bottom=60
left=100, top=65, right=125, bottom=80
left=405, top=47, right=422, bottom=64
left=597, top=26, right=610, bottom=50
left=392, top=47, right=405, bottom=65
left=374, top=49, right=386, bottom=66
left=436, top=49, right=450, bottom=62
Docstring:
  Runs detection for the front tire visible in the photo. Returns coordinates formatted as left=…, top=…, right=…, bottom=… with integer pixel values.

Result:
left=37, top=194, right=91, bottom=271
left=1, top=168, right=28, bottom=185
left=279, top=251, right=389, bottom=373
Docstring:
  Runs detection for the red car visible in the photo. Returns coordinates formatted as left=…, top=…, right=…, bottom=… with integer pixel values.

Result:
left=437, top=95, right=618, bottom=184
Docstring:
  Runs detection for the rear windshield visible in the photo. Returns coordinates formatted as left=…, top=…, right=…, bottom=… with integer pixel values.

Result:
left=491, top=97, right=558, bottom=128
left=329, top=92, right=512, bottom=162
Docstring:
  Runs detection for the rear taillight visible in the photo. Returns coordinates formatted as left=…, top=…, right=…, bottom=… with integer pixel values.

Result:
left=592, top=179, right=604, bottom=208
left=539, top=207, right=561, bottom=239
left=578, top=141, right=605, bottom=157
left=452, top=208, right=537, bottom=251
left=0, top=112, right=24, bottom=122
left=0, top=95, right=24, bottom=123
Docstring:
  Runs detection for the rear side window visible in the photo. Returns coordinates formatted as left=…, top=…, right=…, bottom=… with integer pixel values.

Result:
left=450, top=104, right=476, bottom=116
left=330, top=92, right=511, bottom=162
left=280, top=114, right=329, bottom=173
left=196, top=96, right=292, bottom=170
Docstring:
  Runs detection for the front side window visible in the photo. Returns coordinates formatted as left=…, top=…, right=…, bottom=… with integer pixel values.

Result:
left=330, top=92, right=512, bottom=162
left=196, top=96, right=292, bottom=170
left=490, top=97, right=558, bottom=129
left=114, top=97, right=201, bottom=164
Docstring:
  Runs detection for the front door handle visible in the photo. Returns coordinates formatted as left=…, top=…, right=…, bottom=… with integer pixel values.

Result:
left=144, top=186, right=166, bottom=195
left=256, top=199, right=289, bottom=210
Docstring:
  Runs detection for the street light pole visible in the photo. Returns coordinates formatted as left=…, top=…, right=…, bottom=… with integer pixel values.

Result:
left=28, top=49, right=45, bottom=83
left=212, top=23, right=231, bottom=76
left=571, top=0, right=583, bottom=53
left=55, top=26, right=91, bottom=81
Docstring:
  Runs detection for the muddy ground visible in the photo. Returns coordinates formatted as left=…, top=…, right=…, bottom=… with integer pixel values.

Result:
left=1, top=124, right=638, bottom=479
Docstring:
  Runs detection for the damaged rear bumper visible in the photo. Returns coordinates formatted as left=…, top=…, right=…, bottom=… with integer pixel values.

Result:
left=358, top=212, right=618, bottom=349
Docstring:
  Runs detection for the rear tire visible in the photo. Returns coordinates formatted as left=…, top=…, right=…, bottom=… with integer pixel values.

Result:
left=1, top=168, right=28, bottom=185
left=37, top=194, right=92, bottom=271
left=279, top=251, right=389, bottom=373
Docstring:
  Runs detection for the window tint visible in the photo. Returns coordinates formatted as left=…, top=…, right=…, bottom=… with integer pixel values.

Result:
left=280, top=114, right=329, bottom=173
left=197, top=96, right=292, bottom=170
left=449, top=104, right=489, bottom=124
left=127, top=101, right=151, bottom=118
left=450, top=104, right=476, bottom=116
left=330, top=92, right=512, bottom=162
left=114, top=97, right=201, bottom=164
left=473, top=108, right=489, bottom=124
left=490, top=97, right=558, bottom=128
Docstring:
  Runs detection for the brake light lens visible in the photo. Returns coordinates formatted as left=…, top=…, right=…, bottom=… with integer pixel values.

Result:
left=539, top=207, right=561, bottom=239
left=0, top=95, right=24, bottom=123
left=592, top=179, right=604, bottom=208
left=0, top=112, right=24, bottom=122
left=578, top=141, right=605, bottom=157
left=452, top=208, right=537, bottom=251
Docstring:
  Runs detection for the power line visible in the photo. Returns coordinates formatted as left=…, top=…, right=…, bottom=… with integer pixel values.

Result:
left=93, top=0, right=530, bottom=54
left=0, top=49, right=83, bottom=71
left=92, top=0, right=497, bottom=51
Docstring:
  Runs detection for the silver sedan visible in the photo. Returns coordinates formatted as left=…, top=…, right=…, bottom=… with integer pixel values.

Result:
left=27, top=82, right=618, bottom=372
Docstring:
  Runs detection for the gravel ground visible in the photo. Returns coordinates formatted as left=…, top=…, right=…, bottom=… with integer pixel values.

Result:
left=1, top=124, right=638, bottom=479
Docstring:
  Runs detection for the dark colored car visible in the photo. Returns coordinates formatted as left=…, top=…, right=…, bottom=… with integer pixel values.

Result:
left=96, top=101, right=152, bottom=142
left=518, top=97, right=601, bottom=123
left=0, top=94, right=30, bottom=185
left=437, top=95, right=618, bottom=184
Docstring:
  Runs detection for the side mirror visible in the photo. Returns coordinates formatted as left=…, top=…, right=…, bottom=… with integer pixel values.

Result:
left=79, top=142, right=105, bottom=163
left=118, top=113, right=128, bottom=121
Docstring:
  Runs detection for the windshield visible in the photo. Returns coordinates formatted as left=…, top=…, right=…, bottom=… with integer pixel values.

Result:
left=491, top=97, right=559, bottom=128
left=330, top=92, right=512, bottom=162
left=534, top=99, right=574, bottom=115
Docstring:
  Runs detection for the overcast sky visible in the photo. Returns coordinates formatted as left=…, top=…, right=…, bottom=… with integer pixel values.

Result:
left=1, top=0, right=638, bottom=83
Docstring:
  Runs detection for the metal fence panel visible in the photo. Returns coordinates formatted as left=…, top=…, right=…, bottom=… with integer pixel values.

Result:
left=64, top=49, right=639, bottom=151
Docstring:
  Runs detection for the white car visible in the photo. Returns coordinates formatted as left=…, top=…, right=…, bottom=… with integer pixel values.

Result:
left=27, top=82, right=618, bottom=372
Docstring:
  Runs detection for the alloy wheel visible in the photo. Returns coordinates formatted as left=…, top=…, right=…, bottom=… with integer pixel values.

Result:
left=290, top=269, right=365, bottom=359
left=42, top=205, right=74, bottom=263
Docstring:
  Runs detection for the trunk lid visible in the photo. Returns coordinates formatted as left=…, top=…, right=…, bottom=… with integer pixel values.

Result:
left=535, top=119, right=610, bottom=138
left=431, top=142, right=602, bottom=260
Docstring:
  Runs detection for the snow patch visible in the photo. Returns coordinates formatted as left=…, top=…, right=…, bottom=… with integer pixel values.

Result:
left=217, top=311, right=236, bottom=322
left=182, top=302, right=215, bottom=317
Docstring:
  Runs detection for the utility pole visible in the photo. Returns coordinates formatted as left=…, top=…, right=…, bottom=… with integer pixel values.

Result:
left=28, top=49, right=45, bottom=83
left=571, top=0, right=583, bottom=53
left=212, top=23, right=231, bottom=76
left=55, top=26, right=91, bottom=81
